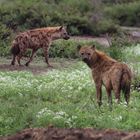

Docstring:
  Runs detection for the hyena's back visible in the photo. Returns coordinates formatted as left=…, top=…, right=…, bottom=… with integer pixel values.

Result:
left=13, top=30, right=49, bottom=50
left=11, top=29, right=50, bottom=65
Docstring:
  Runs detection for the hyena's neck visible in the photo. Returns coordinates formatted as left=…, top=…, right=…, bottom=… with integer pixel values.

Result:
left=47, top=30, right=62, bottom=41
left=90, top=51, right=116, bottom=70
left=85, top=52, right=99, bottom=69
left=51, top=33, right=61, bottom=40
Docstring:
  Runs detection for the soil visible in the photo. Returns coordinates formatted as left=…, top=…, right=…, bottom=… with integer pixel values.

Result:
left=0, top=58, right=77, bottom=74
left=0, top=126, right=140, bottom=140
left=0, top=63, right=53, bottom=75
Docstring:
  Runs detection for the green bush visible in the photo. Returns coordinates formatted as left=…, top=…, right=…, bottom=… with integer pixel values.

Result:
left=104, top=2, right=140, bottom=27
left=40, top=39, right=103, bottom=59
left=132, top=75, right=140, bottom=92
left=0, top=23, right=11, bottom=56
left=0, top=0, right=120, bottom=36
left=107, top=32, right=134, bottom=61
left=0, top=0, right=139, bottom=58
left=108, top=45, right=124, bottom=61
left=0, top=0, right=139, bottom=37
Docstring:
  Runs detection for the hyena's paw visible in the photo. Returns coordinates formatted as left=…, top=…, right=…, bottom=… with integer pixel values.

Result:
left=11, top=61, right=15, bottom=65
left=47, top=64, right=53, bottom=68
left=25, top=62, right=29, bottom=67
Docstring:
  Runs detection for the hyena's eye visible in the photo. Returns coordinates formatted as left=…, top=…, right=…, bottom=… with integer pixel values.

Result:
left=87, top=53, right=90, bottom=56
left=81, top=53, right=84, bottom=55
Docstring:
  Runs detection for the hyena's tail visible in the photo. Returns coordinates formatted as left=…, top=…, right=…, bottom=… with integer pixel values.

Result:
left=121, top=69, right=132, bottom=104
left=11, top=42, right=20, bottom=55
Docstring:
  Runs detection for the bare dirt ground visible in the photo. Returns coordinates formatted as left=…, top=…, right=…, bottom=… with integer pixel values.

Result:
left=1, top=126, right=140, bottom=140
left=0, top=57, right=77, bottom=74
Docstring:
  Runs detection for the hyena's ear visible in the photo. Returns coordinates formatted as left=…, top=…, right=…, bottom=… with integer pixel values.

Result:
left=59, top=26, right=63, bottom=31
left=91, top=45, right=96, bottom=50
left=77, top=45, right=82, bottom=51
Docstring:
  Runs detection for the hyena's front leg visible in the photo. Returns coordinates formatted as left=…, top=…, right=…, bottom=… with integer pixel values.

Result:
left=42, top=46, right=52, bottom=67
left=95, top=80, right=102, bottom=107
left=104, top=80, right=112, bottom=106
left=105, top=85, right=112, bottom=110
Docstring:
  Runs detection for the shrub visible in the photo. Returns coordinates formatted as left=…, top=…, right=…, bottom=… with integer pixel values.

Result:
left=107, top=31, right=134, bottom=61
left=104, top=2, right=140, bottom=27
left=40, top=39, right=102, bottom=59
left=132, top=75, right=140, bottom=92
left=0, top=0, right=121, bottom=37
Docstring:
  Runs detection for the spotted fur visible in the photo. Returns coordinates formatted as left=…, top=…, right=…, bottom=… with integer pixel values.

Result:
left=11, top=26, right=70, bottom=66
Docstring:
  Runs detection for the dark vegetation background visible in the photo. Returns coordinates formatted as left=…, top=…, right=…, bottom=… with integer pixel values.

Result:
left=0, top=0, right=140, bottom=57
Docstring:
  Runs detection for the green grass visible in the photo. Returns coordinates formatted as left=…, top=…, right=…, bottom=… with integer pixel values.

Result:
left=0, top=62, right=140, bottom=136
left=1, top=44, right=140, bottom=136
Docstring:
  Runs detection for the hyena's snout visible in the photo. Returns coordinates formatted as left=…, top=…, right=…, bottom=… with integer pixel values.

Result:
left=82, top=56, right=89, bottom=63
left=60, top=26, right=70, bottom=40
left=63, top=34, right=70, bottom=40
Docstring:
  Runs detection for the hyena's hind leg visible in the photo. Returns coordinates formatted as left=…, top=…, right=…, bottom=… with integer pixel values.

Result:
left=16, top=48, right=26, bottom=66
left=11, top=55, right=16, bottom=65
left=111, top=69, right=122, bottom=104
left=17, top=54, right=23, bottom=66
left=123, top=86, right=130, bottom=105
left=121, top=73, right=131, bottom=105
left=25, top=49, right=37, bottom=66
left=11, top=44, right=20, bottom=65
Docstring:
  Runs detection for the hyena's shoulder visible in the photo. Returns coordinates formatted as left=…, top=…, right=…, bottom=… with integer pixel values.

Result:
left=13, top=32, right=28, bottom=43
left=27, top=28, right=51, bottom=38
left=96, top=50, right=117, bottom=63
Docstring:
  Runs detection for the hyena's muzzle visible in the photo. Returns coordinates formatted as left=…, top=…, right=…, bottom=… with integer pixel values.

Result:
left=60, top=26, right=70, bottom=40
left=63, top=33, right=70, bottom=40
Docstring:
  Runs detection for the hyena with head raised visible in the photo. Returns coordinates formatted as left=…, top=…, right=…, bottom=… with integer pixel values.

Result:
left=78, top=45, right=132, bottom=107
left=11, top=26, right=70, bottom=67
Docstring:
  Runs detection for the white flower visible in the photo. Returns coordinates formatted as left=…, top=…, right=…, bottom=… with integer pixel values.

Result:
left=115, top=115, right=123, bottom=121
left=55, top=111, right=67, bottom=116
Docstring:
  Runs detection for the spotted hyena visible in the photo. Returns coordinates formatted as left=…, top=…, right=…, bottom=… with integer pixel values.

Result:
left=11, top=26, right=70, bottom=67
left=78, top=45, right=132, bottom=106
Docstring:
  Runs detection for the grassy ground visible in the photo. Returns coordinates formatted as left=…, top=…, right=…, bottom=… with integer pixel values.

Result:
left=1, top=44, right=140, bottom=136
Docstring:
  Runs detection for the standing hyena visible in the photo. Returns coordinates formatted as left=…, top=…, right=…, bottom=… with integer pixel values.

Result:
left=11, top=26, right=70, bottom=67
left=78, top=45, right=132, bottom=106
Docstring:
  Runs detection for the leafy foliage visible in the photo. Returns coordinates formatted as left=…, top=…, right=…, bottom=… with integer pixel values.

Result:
left=0, top=0, right=139, bottom=57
